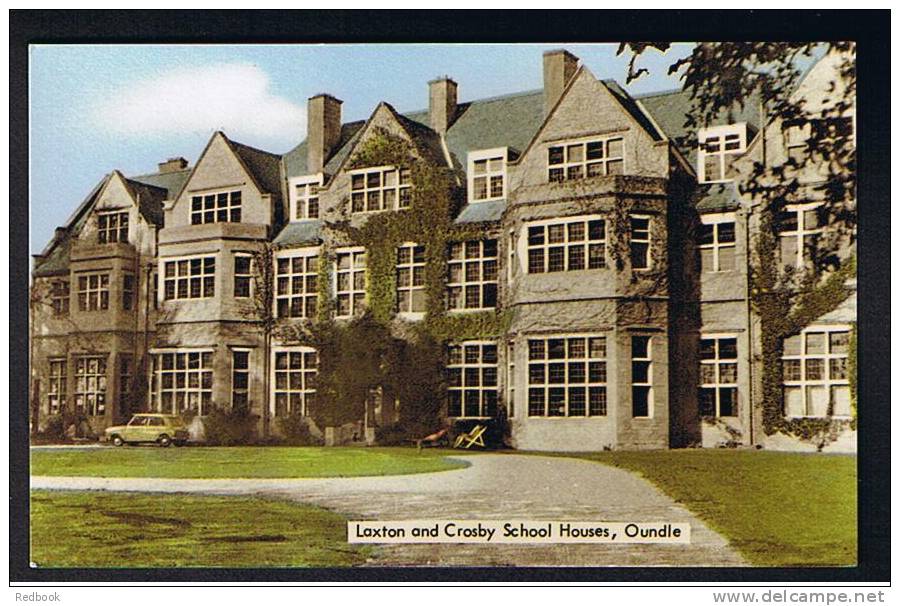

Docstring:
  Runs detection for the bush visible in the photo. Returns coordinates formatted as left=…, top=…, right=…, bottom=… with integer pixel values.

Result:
left=275, top=413, right=323, bottom=446
left=39, top=412, right=92, bottom=442
left=202, top=408, right=259, bottom=446
left=375, top=424, right=415, bottom=446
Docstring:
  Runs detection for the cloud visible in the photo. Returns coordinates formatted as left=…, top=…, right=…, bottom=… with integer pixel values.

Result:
left=92, top=62, right=305, bottom=146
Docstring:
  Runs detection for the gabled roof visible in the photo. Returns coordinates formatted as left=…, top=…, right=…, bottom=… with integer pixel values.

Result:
left=33, top=177, right=106, bottom=277
left=272, top=219, right=324, bottom=247
left=120, top=174, right=168, bottom=226
left=637, top=88, right=763, bottom=167
left=282, top=121, right=366, bottom=178
left=695, top=182, right=742, bottom=213
left=227, top=137, right=284, bottom=195
left=130, top=167, right=191, bottom=200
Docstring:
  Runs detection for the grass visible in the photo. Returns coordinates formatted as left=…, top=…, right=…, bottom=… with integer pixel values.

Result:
left=30, top=446, right=467, bottom=479
left=30, top=490, right=369, bottom=567
left=557, top=449, right=857, bottom=567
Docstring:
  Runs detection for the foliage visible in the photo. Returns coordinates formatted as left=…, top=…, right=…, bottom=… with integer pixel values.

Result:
left=279, top=128, right=510, bottom=437
left=622, top=42, right=857, bottom=442
left=275, top=413, right=323, bottom=446
left=30, top=490, right=370, bottom=568
left=202, top=408, right=260, bottom=446
left=563, top=449, right=857, bottom=566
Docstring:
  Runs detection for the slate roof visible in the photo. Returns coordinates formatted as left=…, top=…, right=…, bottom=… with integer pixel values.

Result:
left=33, top=179, right=105, bottom=277
left=130, top=167, right=191, bottom=199
left=695, top=182, right=742, bottom=213
left=454, top=200, right=507, bottom=224
left=636, top=88, right=762, bottom=166
left=227, top=138, right=284, bottom=195
left=282, top=121, right=365, bottom=178
left=122, top=176, right=168, bottom=226
left=272, top=220, right=324, bottom=247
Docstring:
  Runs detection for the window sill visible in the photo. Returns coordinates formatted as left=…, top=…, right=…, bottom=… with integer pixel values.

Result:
left=447, top=307, right=498, bottom=314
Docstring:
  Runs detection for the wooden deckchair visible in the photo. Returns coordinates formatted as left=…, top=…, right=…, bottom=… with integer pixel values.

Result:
left=453, top=424, right=487, bottom=449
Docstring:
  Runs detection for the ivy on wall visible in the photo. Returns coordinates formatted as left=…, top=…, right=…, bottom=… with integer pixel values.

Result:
left=751, top=207, right=856, bottom=444
left=274, top=128, right=512, bottom=433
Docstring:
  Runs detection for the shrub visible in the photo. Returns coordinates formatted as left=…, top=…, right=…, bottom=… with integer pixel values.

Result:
left=275, top=413, right=323, bottom=446
left=375, top=424, right=414, bottom=446
left=202, top=408, right=259, bottom=446
left=39, top=411, right=92, bottom=442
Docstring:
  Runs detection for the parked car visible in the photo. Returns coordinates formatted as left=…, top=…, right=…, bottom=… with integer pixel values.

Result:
left=104, top=414, right=190, bottom=447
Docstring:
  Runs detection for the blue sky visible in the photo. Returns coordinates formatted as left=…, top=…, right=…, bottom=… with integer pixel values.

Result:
left=29, top=43, right=693, bottom=254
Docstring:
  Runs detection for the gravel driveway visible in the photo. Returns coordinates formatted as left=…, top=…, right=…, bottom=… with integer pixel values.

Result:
left=31, top=453, right=747, bottom=567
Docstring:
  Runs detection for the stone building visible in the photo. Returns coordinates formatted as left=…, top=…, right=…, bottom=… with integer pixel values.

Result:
left=30, top=47, right=856, bottom=451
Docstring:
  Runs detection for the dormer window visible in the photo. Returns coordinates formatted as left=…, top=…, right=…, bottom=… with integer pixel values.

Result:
left=97, top=211, right=129, bottom=244
left=289, top=175, right=322, bottom=221
left=548, top=136, right=624, bottom=183
left=698, top=124, right=747, bottom=183
left=350, top=166, right=411, bottom=214
left=468, top=148, right=507, bottom=202
left=190, top=190, right=242, bottom=225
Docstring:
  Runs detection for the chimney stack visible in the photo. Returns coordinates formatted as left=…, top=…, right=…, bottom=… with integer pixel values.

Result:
left=429, top=77, right=458, bottom=135
left=307, top=94, right=343, bottom=173
left=158, top=157, right=188, bottom=174
left=543, top=49, right=579, bottom=116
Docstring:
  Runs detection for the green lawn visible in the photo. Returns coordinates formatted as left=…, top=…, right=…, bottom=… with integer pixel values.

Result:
left=31, top=490, right=368, bottom=567
left=31, top=446, right=466, bottom=479
left=560, top=450, right=857, bottom=567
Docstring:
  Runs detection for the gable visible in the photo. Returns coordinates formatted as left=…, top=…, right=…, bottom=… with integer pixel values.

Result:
left=168, top=133, right=274, bottom=228
left=512, top=68, right=670, bottom=190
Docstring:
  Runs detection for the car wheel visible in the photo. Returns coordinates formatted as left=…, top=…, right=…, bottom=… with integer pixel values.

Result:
left=111, top=435, right=124, bottom=447
left=158, top=434, right=172, bottom=447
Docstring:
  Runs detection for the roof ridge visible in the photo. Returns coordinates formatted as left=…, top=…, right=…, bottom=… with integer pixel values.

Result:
left=129, top=167, right=192, bottom=180
left=228, top=137, right=282, bottom=159
left=633, top=87, right=687, bottom=99
left=402, top=87, right=544, bottom=118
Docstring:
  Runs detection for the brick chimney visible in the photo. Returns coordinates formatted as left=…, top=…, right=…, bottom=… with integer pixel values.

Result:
left=158, top=157, right=188, bottom=174
left=429, top=77, right=458, bottom=135
left=307, top=94, right=343, bottom=173
left=543, top=49, right=579, bottom=116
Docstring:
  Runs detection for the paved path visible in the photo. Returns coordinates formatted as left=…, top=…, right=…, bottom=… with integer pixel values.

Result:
left=32, top=454, right=746, bottom=567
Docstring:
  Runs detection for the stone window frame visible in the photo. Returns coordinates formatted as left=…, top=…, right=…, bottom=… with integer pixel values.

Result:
left=782, top=325, right=852, bottom=419
left=783, top=115, right=856, bottom=165
left=233, top=253, right=253, bottom=299
left=121, top=273, right=135, bottom=311
left=50, top=279, right=70, bottom=316
left=526, top=334, right=608, bottom=418
left=446, top=239, right=498, bottom=312
left=467, top=147, right=507, bottom=203
left=698, top=334, right=739, bottom=418
left=777, top=202, right=825, bottom=270
left=149, top=349, right=214, bottom=416
left=506, top=340, right=516, bottom=419
left=76, top=272, right=110, bottom=312
left=161, top=254, right=216, bottom=301
left=334, top=247, right=367, bottom=318
left=629, top=214, right=653, bottom=271
left=271, top=346, right=318, bottom=417
left=699, top=212, right=738, bottom=273
left=274, top=246, right=319, bottom=319
left=446, top=340, right=499, bottom=419
left=697, top=123, right=747, bottom=184
left=547, top=134, right=625, bottom=183
left=231, top=348, right=251, bottom=412
left=349, top=165, right=412, bottom=214
left=395, top=242, right=426, bottom=319
left=525, top=214, right=607, bottom=274
left=47, top=357, right=67, bottom=416
left=97, top=210, right=129, bottom=244
left=190, top=189, right=242, bottom=225
left=73, top=355, right=108, bottom=417
left=631, top=335, right=653, bottom=418
left=288, top=174, right=323, bottom=221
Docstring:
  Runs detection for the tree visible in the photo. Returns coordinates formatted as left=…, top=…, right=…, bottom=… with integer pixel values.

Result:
left=620, top=41, right=856, bottom=268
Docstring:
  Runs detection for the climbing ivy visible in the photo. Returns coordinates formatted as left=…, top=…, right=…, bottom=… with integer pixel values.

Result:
left=751, top=206, right=856, bottom=444
left=276, top=128, right=512, bottom=435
